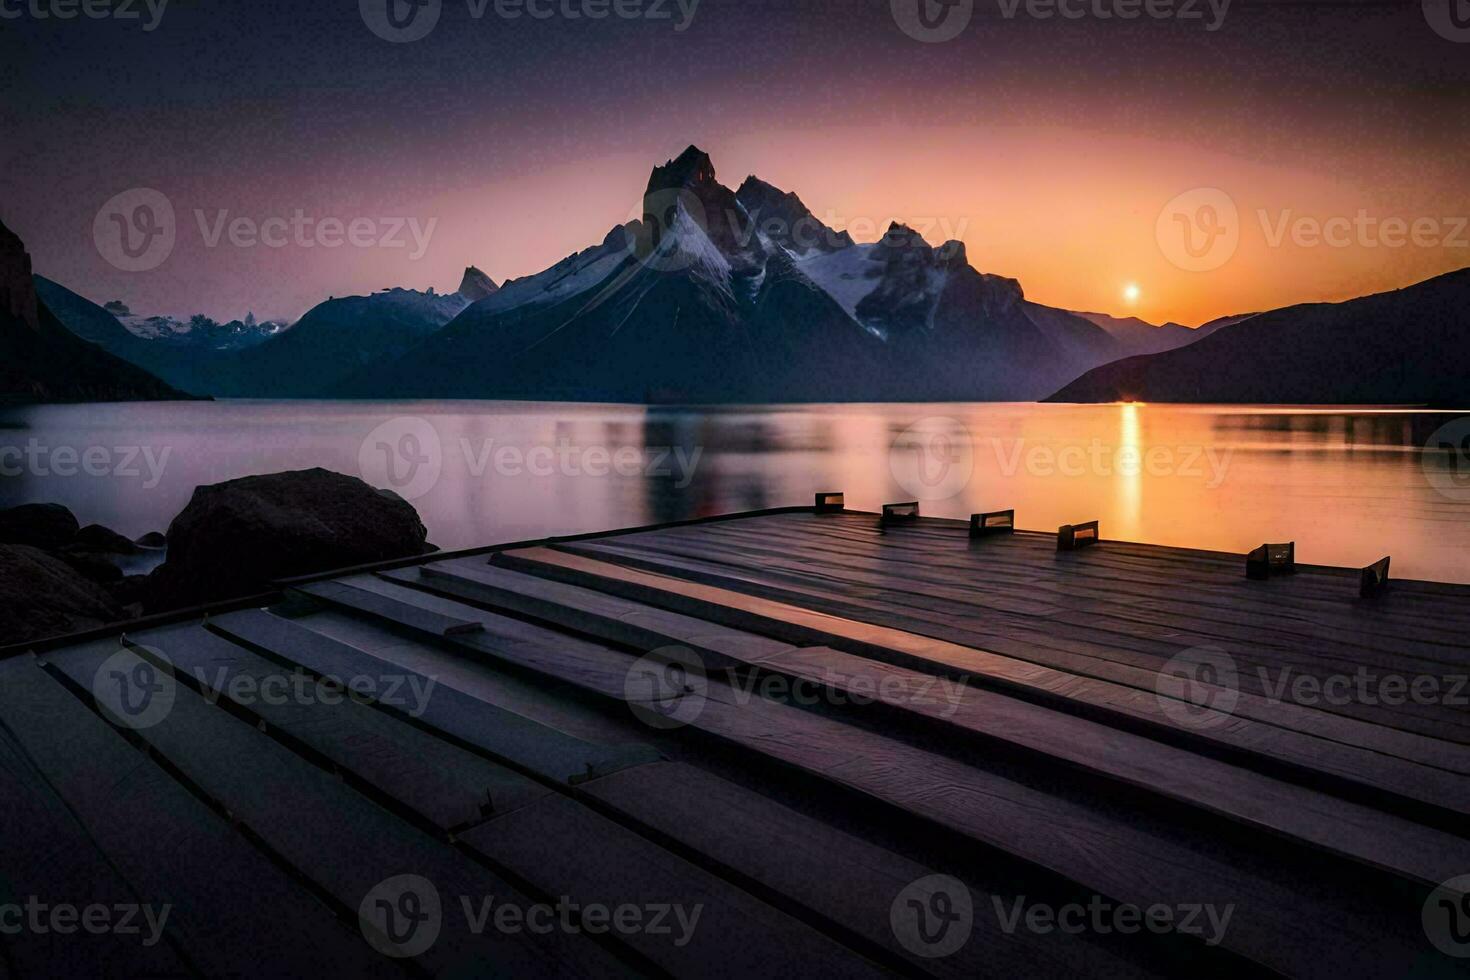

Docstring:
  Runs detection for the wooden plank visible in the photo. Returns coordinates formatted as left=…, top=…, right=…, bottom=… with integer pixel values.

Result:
left=128, top=622, right=549, bottom=830
left=387, top=559, right=796, bottom=668
left=0, top=693, right=188, bottom=979
left=206, top=608, right=661, bottom=786
left=0, top=654, right=402, bottom=978
left=555, top=530, right=1470, bottom=751
left=326, top=567, right=1440, bottom=977
left=639, top=521, right=1470, bottom=677
left=402, top=561, right=1470, bottom=888
left=461, top=793, right=888, bottom=979
left=761, top=646, right=1470, bottom=888
left=41, top=639, right=635, bottom=978
left=646, top=523, right=1470, bottom=743
left=496, top=545, right=1470, bottom=824
left=579, top=761, right=1154, bottom=979
left=711, top=515, right=1470, bottom=642
left=775, top=516, right=1470, bottom=645
left=297, top=580, right=486, bottom=637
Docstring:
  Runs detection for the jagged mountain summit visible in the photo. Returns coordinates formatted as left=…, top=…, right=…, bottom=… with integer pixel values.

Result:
left=334, top=145, right=1140, bottom=403
left=457, top=266, right=499, bottom=303
left=0, top=220, right=187, bottom=404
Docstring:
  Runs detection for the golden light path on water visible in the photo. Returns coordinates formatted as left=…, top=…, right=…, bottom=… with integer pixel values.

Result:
left=3, top=401, right=1468, bottom=583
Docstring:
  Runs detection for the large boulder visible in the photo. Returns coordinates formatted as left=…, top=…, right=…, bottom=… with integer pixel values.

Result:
left=144, top=468, right=432, bottom=611
left=0, top=545, right=126, bottom=646
left=71, top=523, right=141, bottom=555
left=0, top=502, right=79, bottom=549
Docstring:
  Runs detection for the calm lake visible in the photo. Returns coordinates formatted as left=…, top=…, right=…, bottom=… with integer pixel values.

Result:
left=2, top=401, right=1468, bottom=583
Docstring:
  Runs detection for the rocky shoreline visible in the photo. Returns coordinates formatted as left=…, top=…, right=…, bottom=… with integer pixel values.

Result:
left=1, top=468, right=434, bottom=647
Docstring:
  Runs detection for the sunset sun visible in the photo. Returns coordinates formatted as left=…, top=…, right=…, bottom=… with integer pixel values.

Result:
left=1123, top=283, right=1141, bottom=305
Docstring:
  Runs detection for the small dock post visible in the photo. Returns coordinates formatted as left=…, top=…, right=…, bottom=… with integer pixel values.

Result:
left=1247, top=542, right=1295, bottom=580
left=1057, top=520, right=1099, bottom=551
left=1360, top=556, right=1391, bottom=598
left=880, top=502, right=919, bottom=527
left=970, top=510, right=1015, bottom=538
left=814, top=492, right=845, bottom=514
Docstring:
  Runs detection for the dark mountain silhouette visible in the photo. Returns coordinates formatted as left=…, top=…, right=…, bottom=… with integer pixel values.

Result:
left=0, top=220, right=188, bottom=404
left=209, top=287, right=470, bottom=397
left=1073, top=311, right=1201, bottom=356
left=457, top=266, right=499, bottom=302
left=1047, top=269, right=1470, bottom=404
left=40, top=278, right=473, bottom=399
left=333, top=146, right=1139, bottom=403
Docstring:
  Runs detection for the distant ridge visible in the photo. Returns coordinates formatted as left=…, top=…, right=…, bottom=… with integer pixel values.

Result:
left=1047, top=268, right=1470, bottom=404
left=0, top=219, right=190, bottom=404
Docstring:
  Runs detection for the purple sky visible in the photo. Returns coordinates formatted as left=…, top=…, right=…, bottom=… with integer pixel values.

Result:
left=2, top=0, right=1467, bottom=326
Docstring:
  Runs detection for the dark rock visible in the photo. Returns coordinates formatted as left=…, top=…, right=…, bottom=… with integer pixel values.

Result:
left=143, top=468, right=431, bottom=612
left=72, top=523, right=141, bottom=555
left=0, top=545, right=126, bottom=645
left=135, top=531, right=168, bottom=549
left=109, top=574, right=151, bottom=606
left=0, top=502, right=79, bottom=549
left=55, top=551, right=124, bottom=585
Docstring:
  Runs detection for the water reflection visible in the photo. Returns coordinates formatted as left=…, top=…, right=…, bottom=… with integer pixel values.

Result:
left=2, top=401, right=1468, bottom=583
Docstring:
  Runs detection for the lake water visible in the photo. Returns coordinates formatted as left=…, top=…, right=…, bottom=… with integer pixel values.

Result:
left=2, top=401, right=1468, bottom=583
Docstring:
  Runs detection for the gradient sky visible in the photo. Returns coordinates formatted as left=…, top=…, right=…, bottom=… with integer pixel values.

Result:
left=2, top=0, right=1467, bottom=327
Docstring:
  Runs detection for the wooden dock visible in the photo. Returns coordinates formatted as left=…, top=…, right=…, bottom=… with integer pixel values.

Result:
left=4, top=505, right=1470, bottom=977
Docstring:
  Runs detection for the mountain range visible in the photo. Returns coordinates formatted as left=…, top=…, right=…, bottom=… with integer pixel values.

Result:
left=1048, top=268, right=1470, bottom=404
left=1, top=219, right=187, bottom=404
left=333, top=146, right=1190, bottom=402
left=7, top=145, right=1466, bottom=406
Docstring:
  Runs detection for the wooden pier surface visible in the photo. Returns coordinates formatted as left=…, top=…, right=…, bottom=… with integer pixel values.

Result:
left=4, top=507, right=1470, bottom=977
